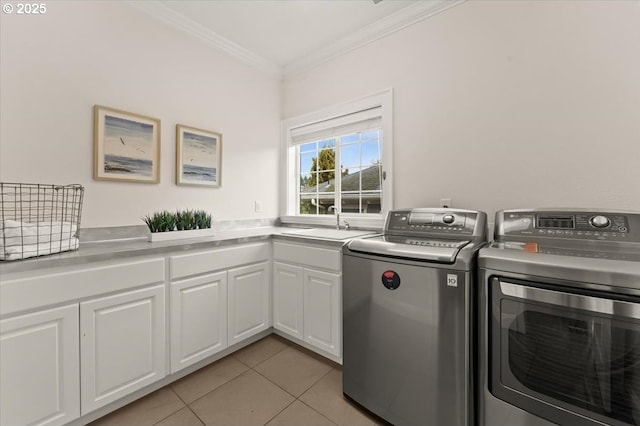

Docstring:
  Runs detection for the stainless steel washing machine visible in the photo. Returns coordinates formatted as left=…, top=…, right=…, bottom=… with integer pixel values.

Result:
left=478, top=209, right=640, bottom=426
left=342, top=208, right=488, bottom=426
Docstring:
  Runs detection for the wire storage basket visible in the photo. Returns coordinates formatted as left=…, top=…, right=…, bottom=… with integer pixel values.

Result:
left=0, top=183, right=85, bottom=261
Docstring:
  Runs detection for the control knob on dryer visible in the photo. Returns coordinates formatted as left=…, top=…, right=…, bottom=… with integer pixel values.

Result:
left=590, top=215, right=610, bottom=228
left=442, top=214, right=455, bottom=224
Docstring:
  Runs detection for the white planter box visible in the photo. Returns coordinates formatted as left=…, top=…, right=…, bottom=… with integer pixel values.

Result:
left=148, top=228, right=214, bottom=242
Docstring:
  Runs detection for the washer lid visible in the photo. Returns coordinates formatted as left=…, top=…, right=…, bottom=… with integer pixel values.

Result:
left=346, top=234, right=470, bottom=263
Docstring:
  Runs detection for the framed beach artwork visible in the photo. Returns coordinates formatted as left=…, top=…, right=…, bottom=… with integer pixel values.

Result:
left=176, top=124, right=222, bottom=187
left=94, top=105, right=161, bottom=183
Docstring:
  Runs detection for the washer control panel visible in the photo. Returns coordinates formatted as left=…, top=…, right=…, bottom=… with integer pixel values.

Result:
left=385, top=208, right=484, bottom=237
left=498, top=210, right=640, bottom=243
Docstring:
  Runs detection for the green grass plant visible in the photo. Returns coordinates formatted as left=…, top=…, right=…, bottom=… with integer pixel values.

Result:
left=143, top=209, right=213, bottom=233
left=194, top=210, right=212, bottom=229
left=176, top=209, right=195, bottom=230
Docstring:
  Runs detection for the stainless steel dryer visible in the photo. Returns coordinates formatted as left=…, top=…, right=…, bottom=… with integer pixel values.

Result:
left=478, top=209, right=640, bottom=426
left=342, top=208, right=488, bottom=426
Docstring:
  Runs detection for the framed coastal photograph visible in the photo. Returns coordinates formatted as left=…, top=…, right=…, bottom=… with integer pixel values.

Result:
left=176, top=124, right=222, bottom=187
left=94, top=105, right=161, bottom=183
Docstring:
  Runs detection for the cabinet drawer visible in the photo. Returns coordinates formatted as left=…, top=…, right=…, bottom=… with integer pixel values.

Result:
left=273, top=242, right=340, bottom=271
left=170, top=242, right=270, bottom=279
left=1, top=258, right=165, bottom=317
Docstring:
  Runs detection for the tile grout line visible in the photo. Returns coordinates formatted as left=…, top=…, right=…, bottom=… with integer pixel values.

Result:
left=95, top=337, right=345, bottom=426
left=297, top=399, right=340, bottom=426
left=260, top=398, right=298, bottom=426
left=150, top=388, right=188, bottom=426
left=243, top=343, right=337, bottom=423
left=183, top=366, right=252, bottom=407
left=250, top=361, right=338, bottom=424
left=294, top=367, right=340, bottom=423
left=183, top=343, right=296, bottom=426
left=231, top=338, right=290, bottom=370
left=186, top=405, right=207, bottom=426
left=250, top=365, right=299, bottom=399
left=168, top=385, right=189, bottom=406
left=177, top=338, right=291, bottom=409
left=247, top=347, right=301, bottom=399
left=296, top=365, right=336, bottom=399
left=249, top=345, right=335, bottom=398
left=255, top=365, right=338, bottom=426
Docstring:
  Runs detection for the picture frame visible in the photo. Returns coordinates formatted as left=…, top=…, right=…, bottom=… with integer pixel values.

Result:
left=94, top=105, right=161, bottom=183
left=176, top=124, right=222, bottom=187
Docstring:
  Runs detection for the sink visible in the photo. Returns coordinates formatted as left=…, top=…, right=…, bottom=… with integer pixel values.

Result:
left=281, top=228, right=377, bottom=241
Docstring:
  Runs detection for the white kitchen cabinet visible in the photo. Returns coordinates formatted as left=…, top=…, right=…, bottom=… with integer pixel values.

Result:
left=0, top=304, right=80, bottom=426
left=272, top=241, right=342, bottom=361
left=170, top=271, right=227, bottom=373
left=272, top=262, right=304, bottom=339
left=228, top=262, right=271, bottom=345
left=80, top=285, right=166, bottom=414
left=168, top=242, right=270, bottom=366
left=303, top=268, right=341, bottom=357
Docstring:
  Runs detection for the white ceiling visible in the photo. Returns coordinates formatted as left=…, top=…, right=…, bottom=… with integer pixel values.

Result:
left=128, top=0, right=463, bottom=78
left=164, top=0, right=416, bottom=67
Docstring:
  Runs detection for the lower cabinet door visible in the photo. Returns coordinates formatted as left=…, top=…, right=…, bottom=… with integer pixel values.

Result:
left=0, top=304, right=80, bottom=426
left=303, top=268, right=341, bottom=357
left=272, top=262, right=303, bottom=339
left=80, top=285, right=166, bottom=414
left=228, top=262, right=270, bottom=345
left=170, top=271, right=228, bottom=373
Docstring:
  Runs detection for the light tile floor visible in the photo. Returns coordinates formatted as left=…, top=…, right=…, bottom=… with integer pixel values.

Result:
left=89, top=335, right=384, bottom=426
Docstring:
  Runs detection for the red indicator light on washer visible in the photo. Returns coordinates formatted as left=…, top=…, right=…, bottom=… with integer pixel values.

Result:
left=381, top=271, right=401, bottom=290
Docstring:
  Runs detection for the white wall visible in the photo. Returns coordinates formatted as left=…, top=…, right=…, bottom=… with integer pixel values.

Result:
left=283, top=1, right=640, bottom=221
left=2, top=1, right=638, bottom=229
left=0, top=1, right=281, bottom=227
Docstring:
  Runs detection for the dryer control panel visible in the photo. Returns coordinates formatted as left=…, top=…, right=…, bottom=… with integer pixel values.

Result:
left=497, top=210, right=640, bottom=243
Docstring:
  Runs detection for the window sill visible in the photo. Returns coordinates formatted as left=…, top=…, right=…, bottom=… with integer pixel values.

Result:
left=280, top=215, right=384, bottom=231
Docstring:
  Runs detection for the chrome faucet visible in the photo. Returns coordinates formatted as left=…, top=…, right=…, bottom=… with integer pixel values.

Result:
left=328, top=206, right=341, bottom=230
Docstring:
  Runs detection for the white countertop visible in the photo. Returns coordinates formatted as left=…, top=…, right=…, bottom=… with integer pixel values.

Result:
left=0, top=226, right=379, bottom=275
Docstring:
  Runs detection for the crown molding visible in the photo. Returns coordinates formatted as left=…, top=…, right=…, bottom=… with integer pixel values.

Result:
left=124, top=0, right=282, bottom=78
left=282, top=0, right=465, bottom=78
left=124, top=0, right=464, bottom=81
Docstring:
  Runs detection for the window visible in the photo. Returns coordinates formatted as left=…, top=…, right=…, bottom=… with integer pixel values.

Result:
left=298, top=129, right=382, bottom=215
left=282, top=90, right=393, bottom=226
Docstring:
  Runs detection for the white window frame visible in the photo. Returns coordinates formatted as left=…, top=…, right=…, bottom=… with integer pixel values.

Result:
left=280, top=89, right=393, bottom=229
